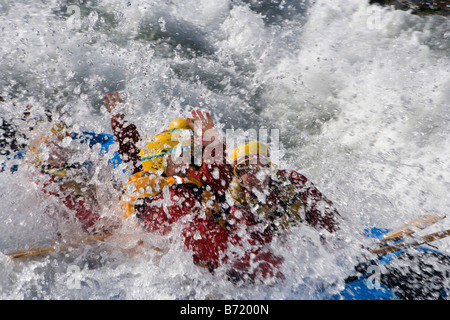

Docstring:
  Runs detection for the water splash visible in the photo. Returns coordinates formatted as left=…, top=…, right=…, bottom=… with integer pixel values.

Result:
left=0, top=0, right=449, bottom=299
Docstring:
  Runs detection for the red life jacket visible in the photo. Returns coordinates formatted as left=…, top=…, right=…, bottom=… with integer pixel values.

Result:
left=39, top=172, right=99, bottom=232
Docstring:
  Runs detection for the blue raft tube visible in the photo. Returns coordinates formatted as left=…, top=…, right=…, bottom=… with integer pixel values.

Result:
left=338, top=227, right=450, bottom=300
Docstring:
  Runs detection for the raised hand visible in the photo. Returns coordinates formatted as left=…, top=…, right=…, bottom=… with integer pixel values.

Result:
left=187, top=109, right=226, bottom=165
left=102, top=91, right=123, bottom=113
left=186, top=109, right=215, bottom=134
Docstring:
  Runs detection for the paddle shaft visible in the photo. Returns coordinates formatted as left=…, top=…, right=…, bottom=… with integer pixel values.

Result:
left=6, top=215, right=448, bottom=259
left=371, top=228, right=450, bottom=256
left=6, top=233, right=110, bottom=259
left=380, top=214, right=445, bottom=243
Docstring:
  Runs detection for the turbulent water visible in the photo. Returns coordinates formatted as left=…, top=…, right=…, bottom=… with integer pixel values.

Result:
left=0, top=0, right=449, bottom=299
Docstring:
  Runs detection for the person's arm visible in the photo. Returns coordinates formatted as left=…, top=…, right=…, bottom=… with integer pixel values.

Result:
left=103, top=92, right=142, bottom=174
left=135, top=185, right=200, bottom=234
left=187, top=109, right=233, bottom=196
left=286, top=170, right=341, bottom=233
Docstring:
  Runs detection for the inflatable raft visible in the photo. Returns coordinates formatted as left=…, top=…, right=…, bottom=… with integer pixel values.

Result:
left=339, top=227, right=450, bottom=300
left=2, top=131, right=449, bottom=299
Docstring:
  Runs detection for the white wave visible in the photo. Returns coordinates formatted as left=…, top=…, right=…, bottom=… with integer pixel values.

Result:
left=0, top=0, right=449, bottom=299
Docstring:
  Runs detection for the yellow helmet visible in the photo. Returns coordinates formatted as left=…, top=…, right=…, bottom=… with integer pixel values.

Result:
left=230, top=141, right=271, bottom=175
left=27, top=121, right=70, bottom=168
left=168, top=118, right=193, bottom=131
left=50, top=122, right=69, bottom=138
left=139, top=118, right=193, bottom=173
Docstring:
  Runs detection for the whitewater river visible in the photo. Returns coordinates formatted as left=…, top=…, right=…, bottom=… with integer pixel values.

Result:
left=0, top=0, right=449, bottom=299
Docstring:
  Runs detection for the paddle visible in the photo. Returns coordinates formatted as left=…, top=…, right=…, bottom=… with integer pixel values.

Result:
left=4, top=231, right=164, bottom=259
left=5, top=214, right=447, bottom=259
left=368, top=214, right=449, bottom=256
left=379, top=214, right=446, bottom=243
left=5, top=233, right=111, bottom=259
left=371, top=228, right=450, bottom=256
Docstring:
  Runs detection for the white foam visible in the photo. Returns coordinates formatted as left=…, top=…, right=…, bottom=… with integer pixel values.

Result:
left=0, top=0, right=449, bottom=299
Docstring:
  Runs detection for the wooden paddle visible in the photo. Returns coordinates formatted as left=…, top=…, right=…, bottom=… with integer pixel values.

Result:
left=4, top=231, right=164, bottom=259
left=5, top=233, right=111, bottom=259
left=5, top=214, right=447, bottom=259
left=380, top=214, right=446, bottom=243
left=371, top=228, right=450, bottom=256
